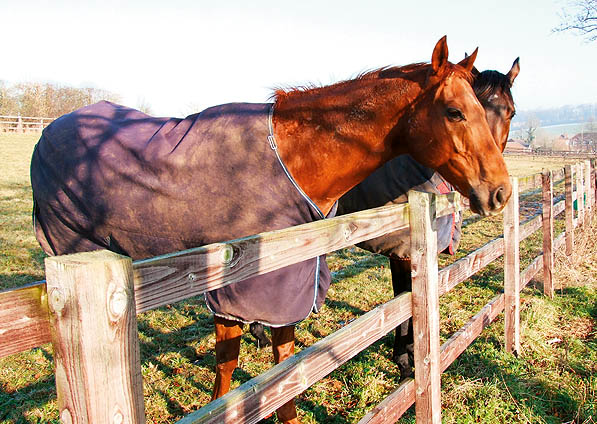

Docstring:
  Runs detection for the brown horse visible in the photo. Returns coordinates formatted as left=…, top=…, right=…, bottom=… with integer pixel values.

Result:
left=30, top=37, right=511, bottom=424
left=211, top=39, right=511, bottom=423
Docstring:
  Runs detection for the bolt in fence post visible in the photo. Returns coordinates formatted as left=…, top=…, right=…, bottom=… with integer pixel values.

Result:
left=45, top=250, right=145, bottom=423
left=503, top=177, right=520, bottom=355
left=542, top=170, right=554, bottom=298
left=408, top=190, right=441, bottom=424
left=565, top=165, right=574, bottom=255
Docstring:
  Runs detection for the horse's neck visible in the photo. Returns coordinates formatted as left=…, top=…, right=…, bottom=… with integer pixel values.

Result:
left=272, top=77, right=425, bottom=215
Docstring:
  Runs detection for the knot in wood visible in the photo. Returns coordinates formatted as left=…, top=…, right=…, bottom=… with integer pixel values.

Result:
left=221, top=245, right=234, bottom=265
left=60, top=408, right=73, bottom=424
left=112, top=410, right=124, bottom=424
left=343, top=222, right=358, bottom=241
left=109, top=287, right=128, bottom=318
left=49, top=288, right=66, bottom=316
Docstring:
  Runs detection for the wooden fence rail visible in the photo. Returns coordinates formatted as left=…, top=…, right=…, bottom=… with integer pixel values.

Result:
left=0, top=159, right=595, bottom=423
left=0, top=115, right=54, bottom=132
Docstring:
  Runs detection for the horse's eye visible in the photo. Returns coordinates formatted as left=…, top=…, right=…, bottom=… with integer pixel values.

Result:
left=510, top=111, right=516, bottom=120
left=446, top=107, right=465, bottom=122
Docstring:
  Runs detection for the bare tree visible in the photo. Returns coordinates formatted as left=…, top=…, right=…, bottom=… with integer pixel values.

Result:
left=524, top=115, right=540, bottom=147
left=0, top=81, right=18, bottom=115
left=136, top=97, right=153, bottom=115
left=554, top=0, right=597, bottom=42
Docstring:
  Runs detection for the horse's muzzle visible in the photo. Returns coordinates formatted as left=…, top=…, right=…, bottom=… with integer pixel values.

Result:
left=469, top=183, right=512, bottom=216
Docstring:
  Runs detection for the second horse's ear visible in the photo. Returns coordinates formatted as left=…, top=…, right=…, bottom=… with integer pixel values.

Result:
left=507, top=57, right=520, bottom=86
left=457, top=48, right=478, bottom=74
left=431, top=36, right=449, bottom=74
left=460, top=52, right=480, bottom=77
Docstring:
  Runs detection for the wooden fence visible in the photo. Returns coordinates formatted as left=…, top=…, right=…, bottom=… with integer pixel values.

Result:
left=0, top=159, right=595, bottom=423
left=0, top=115, right=54, bottom=132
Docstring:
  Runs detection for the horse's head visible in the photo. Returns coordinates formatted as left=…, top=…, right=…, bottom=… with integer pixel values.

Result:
left=470, top=58, right=520, bottom=153
left=400, top=37, right=512, bottom=216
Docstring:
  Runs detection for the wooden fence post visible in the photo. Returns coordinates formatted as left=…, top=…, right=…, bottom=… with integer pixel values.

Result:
left=408, top=191, right=441, bottom=424
left=565, top=165, right=574, bottom=255
left=577, top=163, right=585, bottom=227
left=542, top=170, right=554, bottom=298
left=45, top=250, right=145, bottom=424
left=503, top=177, right=520, bottom=355
left=16, top=115, right=23, bottom=133
left=584, top=160, right=592, bottom=222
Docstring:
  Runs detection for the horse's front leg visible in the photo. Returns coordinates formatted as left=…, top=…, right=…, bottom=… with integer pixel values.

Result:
left=212, top=316, right=243, bottom=400
left=390, top=256, right=414, bottom=380
left=271, top=325, right=300, bottom=424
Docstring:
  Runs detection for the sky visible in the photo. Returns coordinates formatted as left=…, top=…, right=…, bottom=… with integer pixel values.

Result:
left=2, top=0, right=596, bottom=117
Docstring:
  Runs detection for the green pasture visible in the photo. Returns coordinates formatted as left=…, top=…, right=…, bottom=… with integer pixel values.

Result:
left=0, top=133, right=595, bottom=423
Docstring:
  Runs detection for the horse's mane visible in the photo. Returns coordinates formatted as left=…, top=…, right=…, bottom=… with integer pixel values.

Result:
left=472, top=70, right=514, bottom=104
left=274, top=62, right=473, bottom=100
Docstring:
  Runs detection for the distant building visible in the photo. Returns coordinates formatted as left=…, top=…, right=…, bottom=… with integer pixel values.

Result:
left=570, top=132, right=597, bottom=152
left=505, top=139, right=531, bottom=152
left=552, top=134, right=570, bottom=152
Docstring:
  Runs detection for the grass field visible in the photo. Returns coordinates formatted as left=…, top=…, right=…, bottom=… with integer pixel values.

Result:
left=0, top=133, right=595, bottom=423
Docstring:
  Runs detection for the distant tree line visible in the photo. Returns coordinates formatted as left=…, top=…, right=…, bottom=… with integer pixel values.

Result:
left=511, top=103, right=597, bottom=130
left=0, top=80, right=121, bottom=118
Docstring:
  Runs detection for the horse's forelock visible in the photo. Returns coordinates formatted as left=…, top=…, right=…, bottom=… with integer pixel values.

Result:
left=472, top=70, right=514, bottom=105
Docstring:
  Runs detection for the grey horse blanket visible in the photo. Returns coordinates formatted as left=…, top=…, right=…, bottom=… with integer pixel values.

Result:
left=31, top=101, right=334, bottom=326
left=338, top=155, right=462, bottom=259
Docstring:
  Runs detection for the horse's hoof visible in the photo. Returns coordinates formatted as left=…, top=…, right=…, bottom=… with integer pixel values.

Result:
left=394, top=353, right=414, bottom=380
left=257, top=336, right=272, bottom=348
left=399, top=365, right=414, bottom=381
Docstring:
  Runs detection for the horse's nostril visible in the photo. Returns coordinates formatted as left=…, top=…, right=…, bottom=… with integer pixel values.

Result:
left=494, top=186, right=505, bottom=207
left=495, top=187, right=506, bottom=204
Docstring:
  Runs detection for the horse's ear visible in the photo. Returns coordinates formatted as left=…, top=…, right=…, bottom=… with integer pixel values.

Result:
left=458, top=48, right=479, bottom=74
left=463, top=52, right=480, bottom=76
left=506, top=57, right=520, bottom=86
left=431, top=36, right=449, bottom=74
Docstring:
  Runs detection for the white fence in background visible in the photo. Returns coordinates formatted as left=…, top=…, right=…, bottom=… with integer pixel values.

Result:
left=0, top=115, right=54, bottom=133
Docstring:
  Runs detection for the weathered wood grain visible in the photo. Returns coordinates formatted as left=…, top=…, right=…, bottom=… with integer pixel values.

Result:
left=177, top=293, right=412, bottom=424
left=0, top=281, right=50, bottom=358
left=503, top=177, right=520, bottom=355
left=565, top=165, right=575, bottom=255
left=542, top=170, right=554, bottom=298
left=408, top=191, right=442, bottom=424
left=45, top=250, right=145, bottom=424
